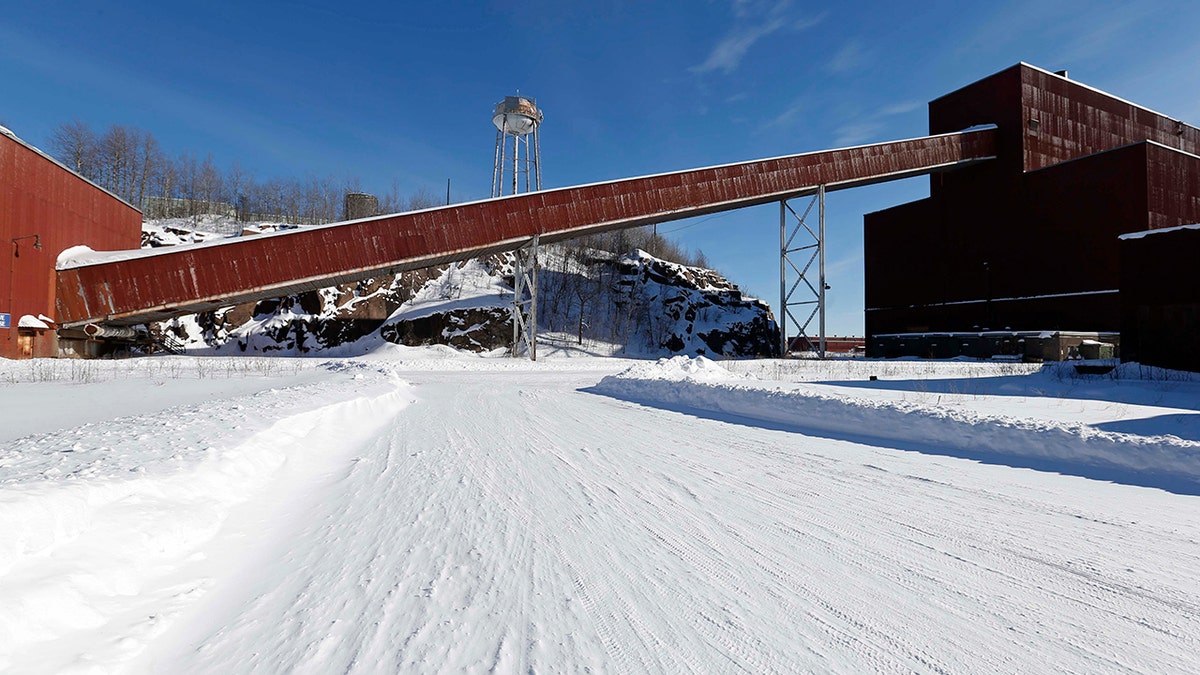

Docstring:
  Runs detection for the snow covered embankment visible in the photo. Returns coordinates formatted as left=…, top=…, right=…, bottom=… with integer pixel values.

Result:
left=0, top=366, right=413, bottom=673
left=593, top=357, right=1200, bottom=490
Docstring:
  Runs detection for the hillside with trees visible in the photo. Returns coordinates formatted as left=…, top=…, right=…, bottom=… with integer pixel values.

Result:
left=45, top=120, right=436, bottom=224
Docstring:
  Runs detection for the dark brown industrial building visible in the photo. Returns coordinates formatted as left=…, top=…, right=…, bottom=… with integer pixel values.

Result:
left=1, top=127, right=142, bottom=359
left=865, top=63, right=1200, bottom=360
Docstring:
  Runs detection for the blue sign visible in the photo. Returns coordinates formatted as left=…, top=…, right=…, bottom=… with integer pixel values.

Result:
left=0, top=313, right=9, bottom=329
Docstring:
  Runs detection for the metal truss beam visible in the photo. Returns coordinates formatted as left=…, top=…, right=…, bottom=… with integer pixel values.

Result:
left=780, top=185, right=826, bottom=357
left=511, top=235, right=539, bottom=360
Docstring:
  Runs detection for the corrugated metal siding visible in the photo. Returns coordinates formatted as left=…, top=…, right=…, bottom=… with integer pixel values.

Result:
left=1021, top=66, right=1200, bottom=171
left=1, top=132, right=141, bottom=358
left=1146, top=143, right=1200, bottom=230
left=57, top=129, right=997, bottom=327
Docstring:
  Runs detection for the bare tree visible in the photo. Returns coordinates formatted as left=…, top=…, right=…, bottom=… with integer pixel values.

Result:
left=227, top=161, right=251, bottom=220
left=379, top=178, right=403, bottom=214
left=47, top=120, right=98, bottom=179
left=196, top=154, right=223, bottom=212
left=408, top=187, right=441, bottom=211
left=572, top=255, right=605, bottom=345
left=136, top=132, right=162, bottom=209
left=99, top=124, right=137, bottom=202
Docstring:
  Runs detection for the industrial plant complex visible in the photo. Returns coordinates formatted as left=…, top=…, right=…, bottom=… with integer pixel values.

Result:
left=865, top=63, right=1200, bottom=369
left=2, top=64, right=1198, bottom=369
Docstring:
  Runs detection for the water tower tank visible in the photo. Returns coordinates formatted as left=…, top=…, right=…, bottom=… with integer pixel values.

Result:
left=492, top=96, right=543, bottom=136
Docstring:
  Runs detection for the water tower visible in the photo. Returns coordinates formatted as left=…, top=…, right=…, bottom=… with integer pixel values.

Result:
left=491, top=95, right=543, bottom=197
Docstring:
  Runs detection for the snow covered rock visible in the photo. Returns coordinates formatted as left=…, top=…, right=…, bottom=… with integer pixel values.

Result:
left=149, top=221, right=777, bottom=357
left=609, top=250, right=778, bottom=358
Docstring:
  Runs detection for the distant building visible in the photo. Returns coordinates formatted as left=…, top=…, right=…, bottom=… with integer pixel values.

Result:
left=789, top=336, right=865, bottom=355
left=343, top=192, right=379, bottom=221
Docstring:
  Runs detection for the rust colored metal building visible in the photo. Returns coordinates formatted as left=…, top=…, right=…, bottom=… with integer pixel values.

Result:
left=0, top=127, right=141, bottom=359
left=865, top=63, right=1200, bottom=357
left=1120, top=225, right=1200, bottom=372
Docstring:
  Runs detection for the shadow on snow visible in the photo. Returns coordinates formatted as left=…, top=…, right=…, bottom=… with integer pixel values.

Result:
left=583, top=387, right=1200, bottom=497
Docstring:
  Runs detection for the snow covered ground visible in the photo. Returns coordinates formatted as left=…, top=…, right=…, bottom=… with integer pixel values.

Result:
left=2, top=349, right=1200, bottom=673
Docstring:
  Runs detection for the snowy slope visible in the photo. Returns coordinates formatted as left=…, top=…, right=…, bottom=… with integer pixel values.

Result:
left=2, top=353, right=1200, bottom=673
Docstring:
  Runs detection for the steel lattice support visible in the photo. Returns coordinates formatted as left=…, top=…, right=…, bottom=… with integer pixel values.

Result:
left=511, top=235, right=539, bottom=360
left=780, top=185, right=826, bottom=358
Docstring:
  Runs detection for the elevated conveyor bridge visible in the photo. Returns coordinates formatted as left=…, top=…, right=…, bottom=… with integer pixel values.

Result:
left=56, top=128, right=996, bottom=329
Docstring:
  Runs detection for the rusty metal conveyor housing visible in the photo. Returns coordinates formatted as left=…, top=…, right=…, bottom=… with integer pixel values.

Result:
left=56, top=128, right=996, bottom=327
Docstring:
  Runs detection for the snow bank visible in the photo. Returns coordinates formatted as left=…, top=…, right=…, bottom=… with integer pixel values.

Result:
left=0, top=365, right=413, bottom=672
left=594, top=358, right=1200, bottom=488
left=614, top=355, right=751, bottom=384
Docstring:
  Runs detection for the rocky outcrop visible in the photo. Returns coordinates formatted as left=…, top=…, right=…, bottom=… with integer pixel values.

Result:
left=379, top=306, right=512, bottom=352
left=610, top=251, right=779, bottom=358
left=151, top=222, right=778, bottom=358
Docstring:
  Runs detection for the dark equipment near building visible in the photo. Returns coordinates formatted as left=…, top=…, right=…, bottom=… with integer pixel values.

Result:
left=1119, top=225, right=1200, bottom=373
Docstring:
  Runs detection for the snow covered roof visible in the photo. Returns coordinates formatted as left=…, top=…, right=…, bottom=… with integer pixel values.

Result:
left=18, top=314, right=50, bottom=330
left=1119, top=223, right=1200, bottom=240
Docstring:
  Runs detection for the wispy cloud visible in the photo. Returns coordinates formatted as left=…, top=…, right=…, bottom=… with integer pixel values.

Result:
left=826, top=250, right=864, bottom=276
left=763, top=98, right=807, bottom=130
left=691, top=17, right=787, bottom=75
left=831, top=98, right=924, bottom=145
left=826, top=40, right=867, bottom=73
left=792, top=14, right=826, bottom=31
left=878, top=101, right=921, bottom=117
left=691, top=1, right=821, bottom=75
left=833, top=122, right=883, bottom=146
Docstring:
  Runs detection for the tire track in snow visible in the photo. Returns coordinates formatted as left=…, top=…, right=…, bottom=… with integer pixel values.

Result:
left=142, top=366, right=1200, bottom=674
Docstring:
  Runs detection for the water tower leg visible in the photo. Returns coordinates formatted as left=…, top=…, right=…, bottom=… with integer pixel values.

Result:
left=492, top=129, right=504, bottom=198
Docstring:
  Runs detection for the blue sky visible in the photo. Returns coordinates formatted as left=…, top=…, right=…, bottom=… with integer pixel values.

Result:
left=3, top=1, right=1199, bottom=335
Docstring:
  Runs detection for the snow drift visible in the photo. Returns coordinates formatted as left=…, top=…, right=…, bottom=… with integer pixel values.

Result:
left=593, top=357, right=1200, bottom=491
left=0, top=364, right=412, bottom=673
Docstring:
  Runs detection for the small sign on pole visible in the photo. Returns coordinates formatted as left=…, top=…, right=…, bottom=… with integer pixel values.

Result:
left=0, top=313, right=10, bottom=329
